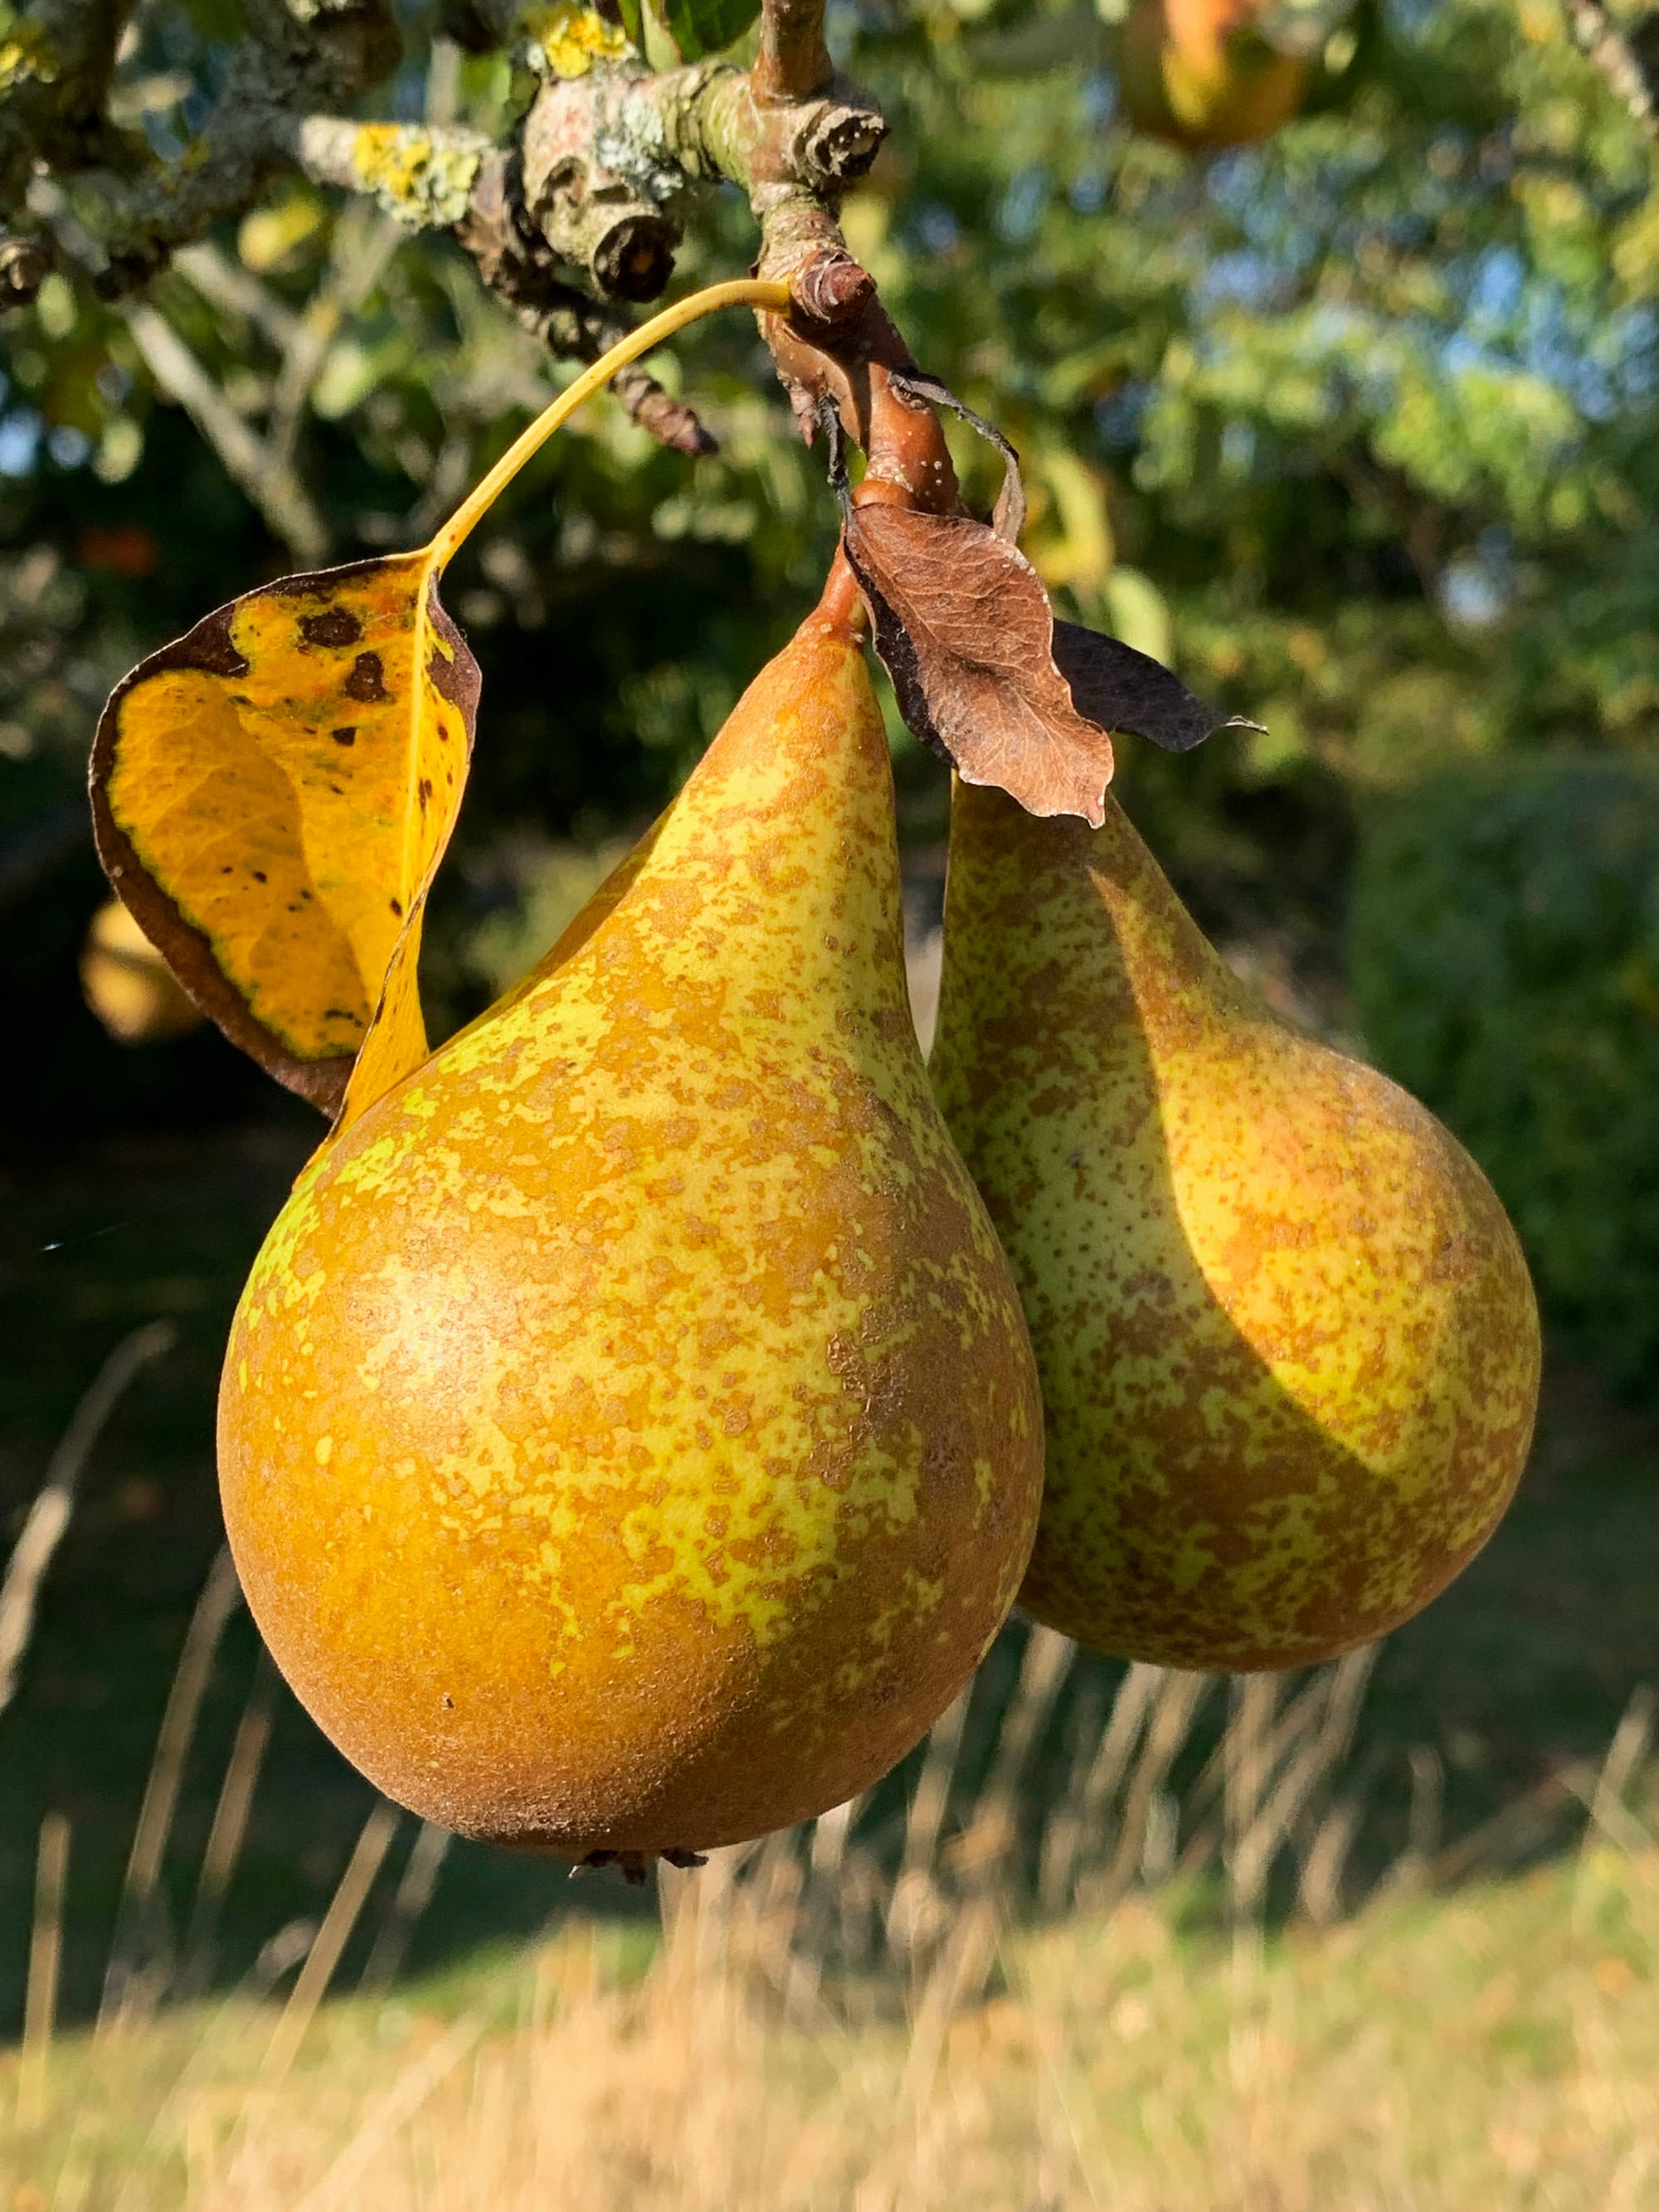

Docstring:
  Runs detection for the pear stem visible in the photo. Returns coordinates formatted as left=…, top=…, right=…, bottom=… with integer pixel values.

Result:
left=812, top=548, right=866, bottom=641
left=427, top=278, right=792, bottom=572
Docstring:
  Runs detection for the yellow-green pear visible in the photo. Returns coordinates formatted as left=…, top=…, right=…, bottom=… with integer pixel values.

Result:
left=930, top=782, right=1540, bottom=1674
left=218, top=623, right=1044, bottom=1864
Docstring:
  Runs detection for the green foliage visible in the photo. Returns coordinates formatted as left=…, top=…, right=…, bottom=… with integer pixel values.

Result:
left=659, top=0, right=762, bottom=61
left=1350, top=758, right=1659, bottom=1396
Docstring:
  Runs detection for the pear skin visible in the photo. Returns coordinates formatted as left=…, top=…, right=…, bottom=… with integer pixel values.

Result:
left=930, top=783, right=1540, bottom=1674
left=218, top=626, right=1044, bottom=1858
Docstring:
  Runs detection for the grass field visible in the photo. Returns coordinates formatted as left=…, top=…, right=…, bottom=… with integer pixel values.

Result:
left=5, top=1824, right=1659, bottom=2208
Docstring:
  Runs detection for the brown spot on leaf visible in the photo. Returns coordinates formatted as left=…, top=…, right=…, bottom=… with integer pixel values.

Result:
left=330, top=725, right=358, bottom=747
left=344, top=652, right=389, bottom=703
left=300, top=608, right=364, bottom=649
left=162, top=604, right=251, bottom=682
left=424, top=581, right=482, bottom=735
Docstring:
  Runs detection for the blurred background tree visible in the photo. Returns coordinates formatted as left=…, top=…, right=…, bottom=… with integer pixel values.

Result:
left=3, top=0, right=1658, bottom=1369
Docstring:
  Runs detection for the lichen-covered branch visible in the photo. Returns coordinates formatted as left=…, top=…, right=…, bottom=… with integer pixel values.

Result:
left=457, top=145, right=716, bottom=452
left=2, top=0, right=957, bottom=504
left=5, top=0, right=402, bottom=293
left=289, top=115, right=493, bottom=228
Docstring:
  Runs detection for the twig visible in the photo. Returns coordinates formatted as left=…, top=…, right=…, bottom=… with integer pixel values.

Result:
left=120, top=299, right=330, bottom=562
left=266, top=201, right=404, bottom=469
left=753, top=0, right=834, bottom=103
left=0, top=1320, right=177, bottom=1722
left=1565, top=0, right=1659, bottom=139
left=173, top=241, right=303, bottom=352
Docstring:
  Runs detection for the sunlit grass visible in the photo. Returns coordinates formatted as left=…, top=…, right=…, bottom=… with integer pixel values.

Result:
left=4, top=1840, right=1659, bottom=2210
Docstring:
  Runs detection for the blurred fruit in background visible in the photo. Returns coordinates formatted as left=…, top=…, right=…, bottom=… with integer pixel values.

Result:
left=1118, top=0, right=1310, bottom=148
left=80, top=897, right=206, bottom=1045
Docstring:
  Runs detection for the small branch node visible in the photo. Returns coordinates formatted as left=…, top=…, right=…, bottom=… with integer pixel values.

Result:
left=788, top=242, right=874, bottom=328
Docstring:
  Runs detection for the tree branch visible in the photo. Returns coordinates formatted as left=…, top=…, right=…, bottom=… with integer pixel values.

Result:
left=121, top=299, right=331, bottom=562
left=6, top=0, right=962, bottom=517
left=1565, top=0, right=1659, bottom=139
left=752, top=0, right=834, bottom=104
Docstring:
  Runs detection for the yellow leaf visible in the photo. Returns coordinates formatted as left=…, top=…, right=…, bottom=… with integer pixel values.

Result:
left=90, top=277, right=791, bottom=1132
left=92, top=554, right=476, bottom=1116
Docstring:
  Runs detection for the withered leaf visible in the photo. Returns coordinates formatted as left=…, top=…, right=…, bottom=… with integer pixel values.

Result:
left=843, top=505, right=1118, bottom=826
left=90, top=556, right=479, bottom=1123
left=1051, top=620, right=1262, bottom=755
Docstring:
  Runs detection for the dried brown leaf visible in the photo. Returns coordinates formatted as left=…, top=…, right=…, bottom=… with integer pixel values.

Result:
left=842, top=505, right=1117, bottom=825
left=1051, top=620, right=1262, bottom=755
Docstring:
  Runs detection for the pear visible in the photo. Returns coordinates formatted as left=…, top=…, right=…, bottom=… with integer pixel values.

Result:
left=930, top=783, right=1540, bottom=1674
left=218, top=624, right=1044, bottom=1862
left=1118, top=0, right=1308, bottom=152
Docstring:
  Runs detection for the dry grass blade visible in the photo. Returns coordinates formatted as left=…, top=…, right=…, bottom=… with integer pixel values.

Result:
left=358, top=1820, right=453, bottom=1995
left=1584, top=1685, right=1657, bottom=1851
left=18, top=1809, right=71, bottom=2130
left=1224, top=1674, right=1281, bottom=1921
left=179, top=1648, right=280, bottom=1996
left=886, top=1685, right=971, bottom=1962
left=1097, top=1669, right=1212, bottom=1901
left=952, top=1626, right=1075, bottom=1882
left=1035, top=1680, right=1106, bottom=1913
left=291, top=2007, right=489, bottom=2212
left=99, top=1544, right=244, bottom=2035
left=1042, top=1663, right=1165, bottom=1910
left=786, top=1796, right=864, bottom=2015
left=257, top=1801, right=400, bottom=2090
left=0, top=1320, right=177, bottom=1719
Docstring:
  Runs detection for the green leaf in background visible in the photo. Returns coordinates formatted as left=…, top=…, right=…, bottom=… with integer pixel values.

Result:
left=657, top=0, right=760, bottom=61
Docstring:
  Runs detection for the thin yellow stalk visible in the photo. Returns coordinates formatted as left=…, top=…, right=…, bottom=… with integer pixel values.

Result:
left=180, top=1648, right=280, bottom=1994
left=427, top=277, right=791, bottom=570
left=359, top=1819, right=452, bottom=1994
left=0, top=1321, right=176, bottom=1719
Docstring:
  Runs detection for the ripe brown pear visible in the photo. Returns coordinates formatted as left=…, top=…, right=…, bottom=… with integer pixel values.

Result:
left=929, top=783, right=1540, bottom=1675
left=218, top=622, right=1044, bottom=1864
